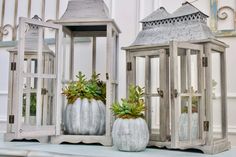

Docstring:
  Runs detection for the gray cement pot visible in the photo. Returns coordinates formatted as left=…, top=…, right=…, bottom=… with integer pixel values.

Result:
left=112, top=118, right=149, bottom=152
left=179, top=112, right=199, bottom=141
left=64, top=98, right=105, bottom=135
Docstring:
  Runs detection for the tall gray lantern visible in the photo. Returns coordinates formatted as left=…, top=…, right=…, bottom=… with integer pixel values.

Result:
left=123, top=2, right=230, bottom=154
left=51, top=0, right=120, bottom=146
left=5, top=16, right=58, bottom=142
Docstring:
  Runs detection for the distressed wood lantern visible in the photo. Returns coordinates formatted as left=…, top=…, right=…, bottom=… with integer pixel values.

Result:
left=123, top=2, right=230, bottom=154
left=5, top=16, right=62, bottom=142
left=51, top=0, right=120, bottom=145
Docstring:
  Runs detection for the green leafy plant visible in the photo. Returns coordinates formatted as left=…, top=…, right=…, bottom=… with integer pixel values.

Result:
left=112, top=85, right=145, bottom=119
left=62, top=72, right=106, bottom=104
left=23, top=93, right=36, bottom=116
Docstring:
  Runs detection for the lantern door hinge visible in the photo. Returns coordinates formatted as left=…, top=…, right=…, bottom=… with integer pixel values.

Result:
left=9, top=115, right=14, bottom=124
left=127, top=62, right=132, bottom=71
left=202, top=57, right=208, bottom=67
left=41, top=88, right=48, bottom=95
left=204, top=121, right=209, bottom=131
left=11, top=62, right=16, bottom=71
left=106, top=73, right=109, bottom=80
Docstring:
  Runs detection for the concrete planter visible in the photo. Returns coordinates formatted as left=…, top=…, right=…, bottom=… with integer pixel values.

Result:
left=64, top=98, right=106, bottom=135
left=179, top=112, right=199, bottom=141
left=112, top=118, right=149, bottom=152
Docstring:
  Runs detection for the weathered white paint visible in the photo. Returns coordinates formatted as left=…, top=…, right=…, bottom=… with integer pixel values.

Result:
left=0, top=0, right=236, bottom=146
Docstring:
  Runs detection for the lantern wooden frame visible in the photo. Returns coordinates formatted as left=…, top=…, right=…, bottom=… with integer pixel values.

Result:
left=50, top=19, right=120, bottom=146
left=4, top=17, right=62, bottom=142
left=123, top=39, right=230, bottom=154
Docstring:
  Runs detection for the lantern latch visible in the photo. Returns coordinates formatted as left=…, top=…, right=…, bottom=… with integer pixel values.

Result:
left=202, top=57, right=208, bottom=67
left=127, top=62, right=132, bottom=71
left=9, top=115, right=14, bottom=124
left=11, top=62, right=16, bottom=71
left=41, top=88, right=48, bottom=95
left=204, top=121, right=209, bottom=131
left=157, top=88, right=164, bottom=98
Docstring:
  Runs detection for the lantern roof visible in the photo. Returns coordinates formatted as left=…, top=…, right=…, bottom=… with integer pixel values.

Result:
left=54, top=0, right=121, bottom=33
left=59, top=0, right=109, bottom=21
left=131, top=2, right=215, bottom=46
left=9, top=15, right=53, bottom=54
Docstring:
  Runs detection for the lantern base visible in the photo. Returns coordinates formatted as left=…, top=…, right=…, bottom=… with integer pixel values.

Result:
left=50, top=135, right=112, bottom=146
left=196, top=139, right=231, bottom=154
left=148, top=138, right=230, bottom=154
left=4, top=133, right=49, bottom=143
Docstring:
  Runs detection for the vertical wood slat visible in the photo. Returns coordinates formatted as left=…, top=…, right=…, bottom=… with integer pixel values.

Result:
left=42, top=55, right=49, bottom=125
left=27, top=0, right=32, bottom=18
left=210, top=0, right=218, bottom=32
left=186, top=49, right=192, bottom=143
left=105, top=24, right=113, bottom=137
left=0, top=0, right=6, bottom=40
left=145, top=56, right=151, bottom=134
left=205, top=43, right=213, bottom=145
left=56, top=0, right=60, bottom=19
left=7, top=53, right=14, bottom=132
left=70, top=36, right=74, bottom=80
left=180, top=54, right=187, bottom=109
left=41, top=0, right=46, bottom=21
left=198, top=47, right=205, bottom=140
left=15, top=18, right=26, bottom=137
left=221, top=49, right=227, bottom=139
left=159, top=49, right=168, bottom=142
left=126, top=52, right=136, bottom=97
left=55, top=28, right=63, bottom=135
left=36, top=27, right=43, bottom=126
left=25, top=58, right=32, bottom=125
left=170, top=41, right=179, bottom=148
left=92, top=37, right=96, bottom=73
left=166, top=49, right=170, bottom=138
left=12, top=0, right=18, bottom=41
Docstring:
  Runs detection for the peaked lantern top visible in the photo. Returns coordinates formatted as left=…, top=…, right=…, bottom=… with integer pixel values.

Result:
left=59, top=0, right=109, bottom=21
left=132, top=2, right=215, bottom=46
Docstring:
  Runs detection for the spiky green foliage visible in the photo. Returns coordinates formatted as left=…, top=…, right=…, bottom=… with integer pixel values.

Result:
left=62, top=72, right=106, bottom=104
left=112, top=85, right=145, bottom=119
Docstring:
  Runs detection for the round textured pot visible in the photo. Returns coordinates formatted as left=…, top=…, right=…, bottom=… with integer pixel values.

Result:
left=112, top=118, right=149, bottom=152
left=64, top=98, right=106, bottom=135
left=179, top=112, right=199, bottom=141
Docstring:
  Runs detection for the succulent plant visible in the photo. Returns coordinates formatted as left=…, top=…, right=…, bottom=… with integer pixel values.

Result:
left=112, top=85, right=145, bottom=119
left=62, top=72, right=106, bottom=104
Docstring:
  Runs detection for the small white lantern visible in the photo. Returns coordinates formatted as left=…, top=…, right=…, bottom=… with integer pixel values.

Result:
left=5, top=15, right=62, bottom=142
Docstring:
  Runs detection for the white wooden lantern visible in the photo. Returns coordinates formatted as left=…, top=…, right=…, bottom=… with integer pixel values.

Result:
left=123, top=2, right=230, bottom=154
left=5, top=16, right=62, bottom=142
left=51, top=0, right=120, bottom=146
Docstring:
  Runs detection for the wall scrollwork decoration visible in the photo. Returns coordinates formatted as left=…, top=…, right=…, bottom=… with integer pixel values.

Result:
left=210, top=0, right=236, bottom=37
left=217, top=6, right=235, bottom=20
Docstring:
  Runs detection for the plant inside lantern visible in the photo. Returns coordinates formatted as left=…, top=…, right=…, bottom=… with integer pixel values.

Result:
left=111, top=85, right=149, bottom=152
left=179, top=80, right=218, bottom=141
left=62, top=72, right=106, bottom=135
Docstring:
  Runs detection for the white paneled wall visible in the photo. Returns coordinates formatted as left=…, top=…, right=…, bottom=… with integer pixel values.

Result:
left=0, top=0, right=236, bottom=145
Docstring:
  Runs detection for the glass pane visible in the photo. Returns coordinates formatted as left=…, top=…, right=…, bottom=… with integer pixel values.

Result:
left=179, top=96, right=199, bottom=141
left=212, top=52, right=223, bottom=139
left=150, top=96, right=161, bottom=141
left=150, top=57, right=160, bottom=94
left=135, top=57, right=145, bottom=87
left=22, top=77, right=55, bottom=126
